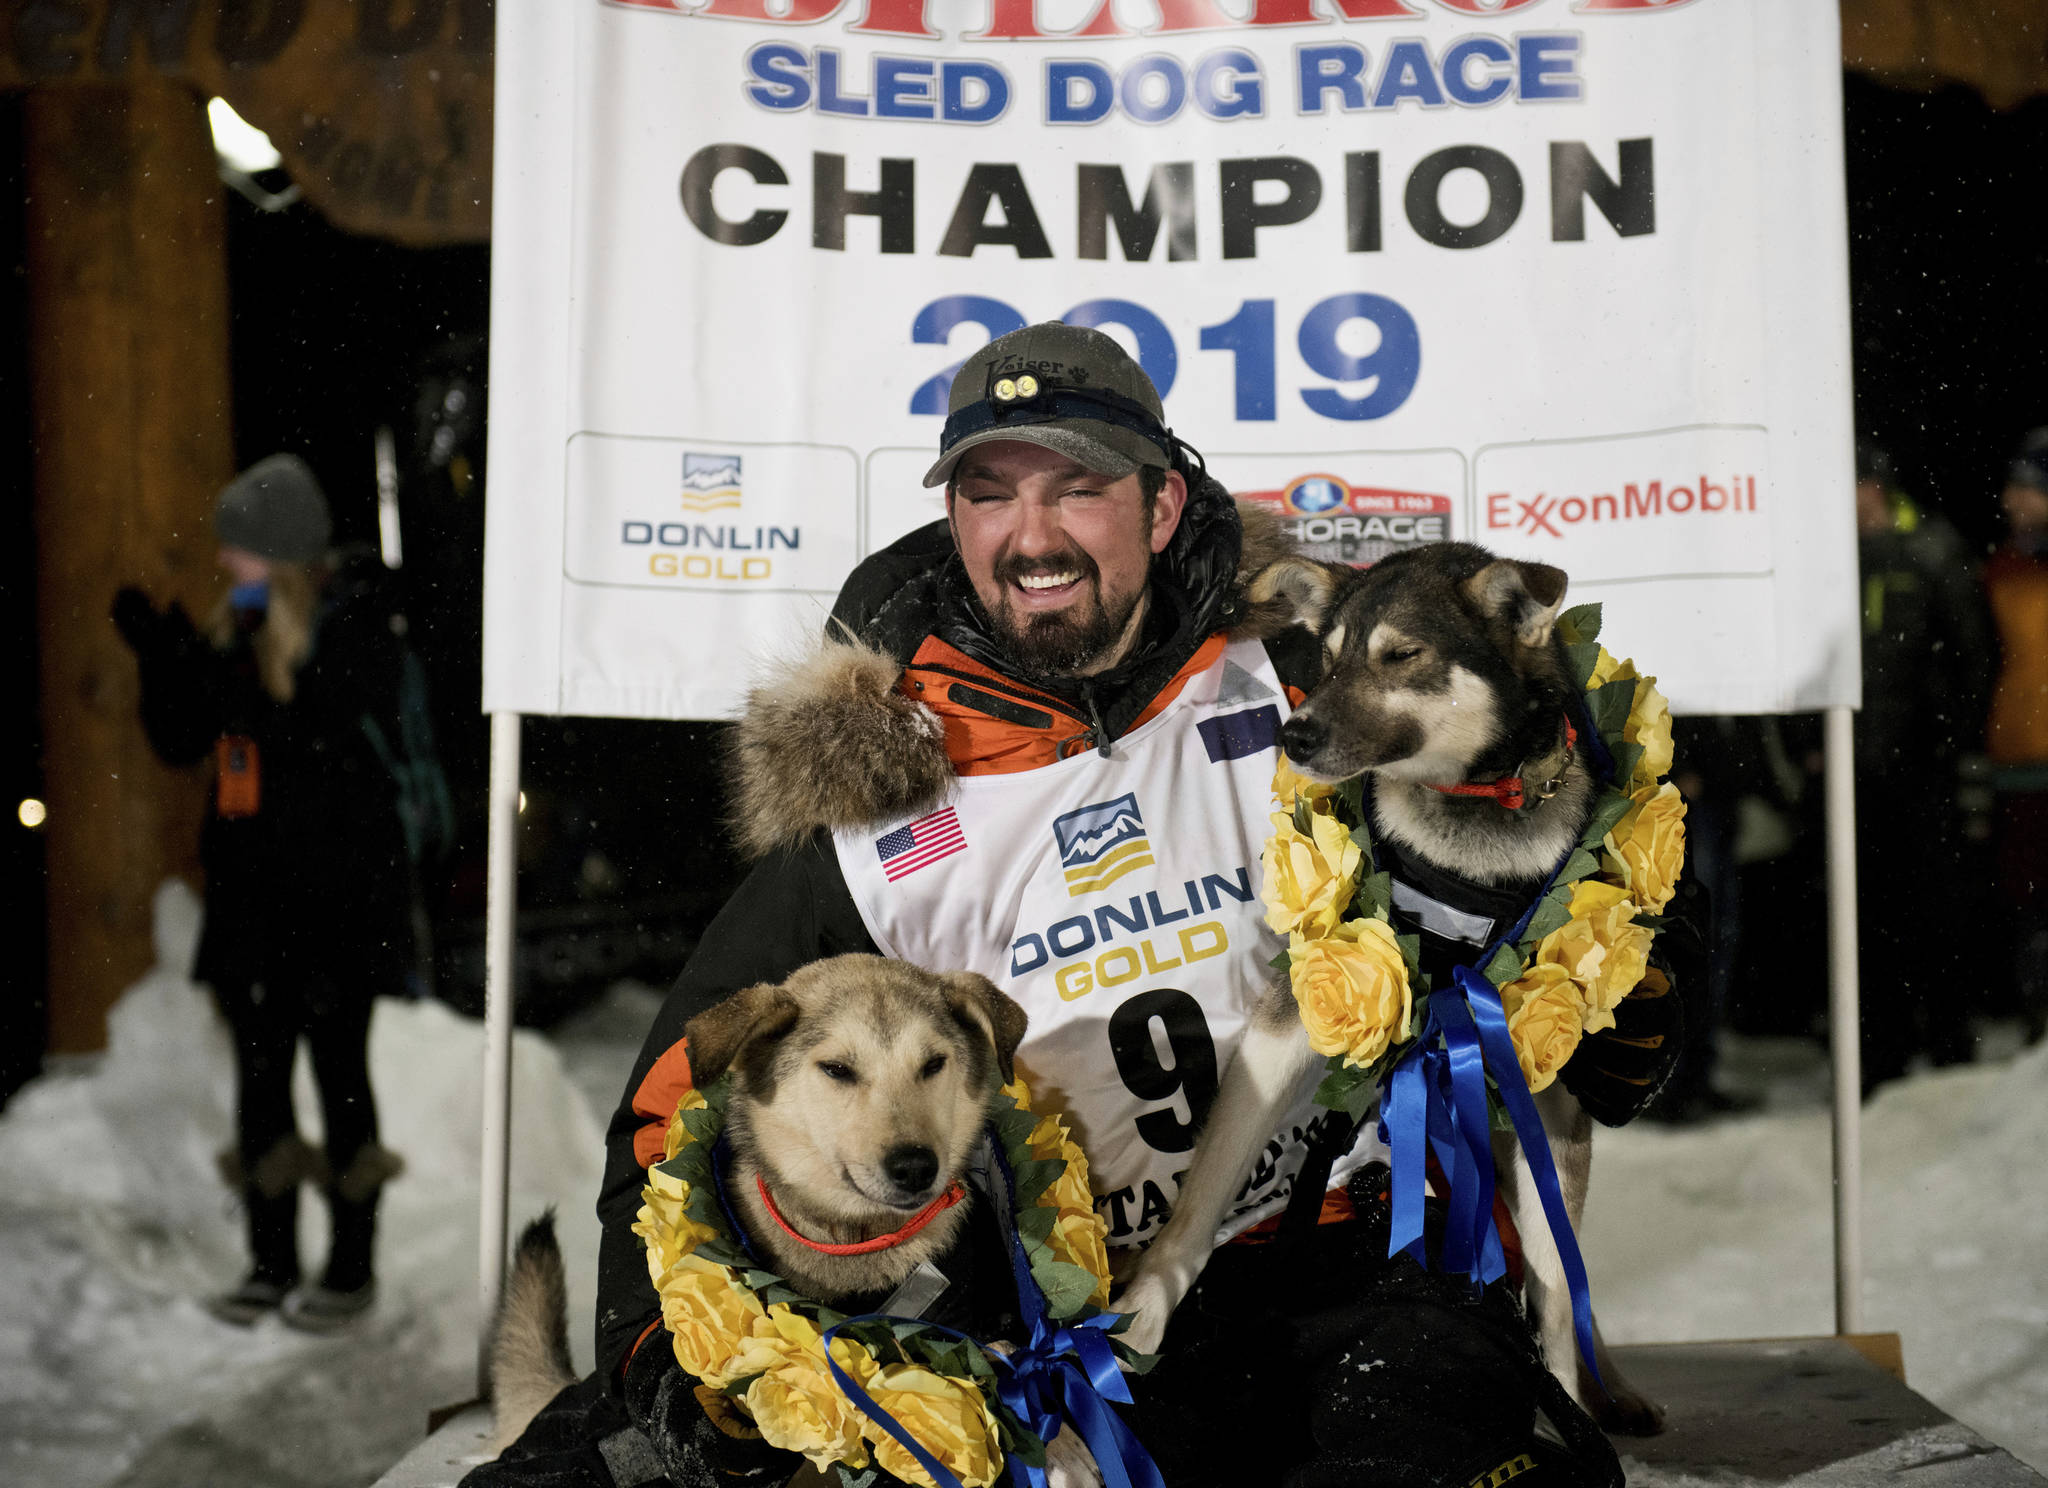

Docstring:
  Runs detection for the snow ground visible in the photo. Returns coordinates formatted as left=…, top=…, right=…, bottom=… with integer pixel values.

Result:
left=1, top=882, right=2042, bottom=1485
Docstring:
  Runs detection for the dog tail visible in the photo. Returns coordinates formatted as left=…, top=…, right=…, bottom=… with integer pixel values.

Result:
left=485, top=1210, right=578, bottom=1455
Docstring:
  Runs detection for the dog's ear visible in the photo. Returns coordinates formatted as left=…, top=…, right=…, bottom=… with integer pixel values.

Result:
left=941, top=972, right=1029, bottom=1085
left=1463, top=559, right=1568, bottom=648
left=683, top=983, right=801, bottom=1088
left=1246, top=558, right=1348, bottom=635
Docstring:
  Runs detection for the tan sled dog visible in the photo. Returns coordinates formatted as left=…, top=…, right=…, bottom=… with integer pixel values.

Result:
left=1118, top=545, right=1664, bottom=1435
left=488, top=956, right=1106, bottom=1482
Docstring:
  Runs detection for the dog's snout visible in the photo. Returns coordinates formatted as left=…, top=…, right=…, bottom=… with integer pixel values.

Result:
left=1281, top=713, right=1327, bottom=765
left=881, top=1144, right=939, bottom=1196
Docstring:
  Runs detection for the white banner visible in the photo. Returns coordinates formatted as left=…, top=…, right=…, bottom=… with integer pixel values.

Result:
left=484, top=0, right=1858, bottom=721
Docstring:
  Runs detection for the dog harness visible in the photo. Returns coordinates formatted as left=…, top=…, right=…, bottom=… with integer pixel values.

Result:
left=834, top=637, right=1387, bottom=1250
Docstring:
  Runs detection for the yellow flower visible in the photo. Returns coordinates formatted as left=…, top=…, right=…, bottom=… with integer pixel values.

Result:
left=663, top=1088, right=710, bottom=1160
left=863, top=1364, right=1004, bottom=1488
left=1500, top=963, right=1587, bottom=1094
left=1289, top=917, right=1412, bottom=1068
left=635, top=1163, right=719, bottom=1276
left=1602, top=783, right=1687, bottom=913
left=1043, top=1153, right=1098, bottom=1223
left=1263, top=810, right=1362, bottom=940
left=1587, top=650, right=1675, bottom=792
left=1589, top=650, right=1671, bottom=790
left=658, top=1255, right=769, bottom=1388
left=1045, top=1210, right=1114, bottom=1308
left=741, top=1315, right=875, bottom=1470
left=1274, top=755, right=1338, bottom=812
left=1624, top=675, right=1673, bottom=789
left=1535, top=881, right=1653, bottom=1034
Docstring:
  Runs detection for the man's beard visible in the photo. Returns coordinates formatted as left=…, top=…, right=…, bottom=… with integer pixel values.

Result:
left=986, top=547, right=1147, bottom=677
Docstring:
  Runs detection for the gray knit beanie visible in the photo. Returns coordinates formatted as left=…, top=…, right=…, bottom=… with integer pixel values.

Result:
left=215, top=454, right=332, bottom=562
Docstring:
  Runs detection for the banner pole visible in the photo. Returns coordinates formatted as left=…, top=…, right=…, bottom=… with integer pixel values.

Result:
left=1823, top=703, right=1863, bottom=1335
left=478, top=710, right=523, bottom=1390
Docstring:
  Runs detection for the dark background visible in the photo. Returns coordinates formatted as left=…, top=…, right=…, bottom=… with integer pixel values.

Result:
left=3, top=75, right=2046, bottom=1103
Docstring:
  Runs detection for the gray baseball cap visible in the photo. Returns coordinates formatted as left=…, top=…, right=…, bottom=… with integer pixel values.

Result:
left=923, top=322, right=1175, bottom=488
left=215, top=454, right=333, bottom=563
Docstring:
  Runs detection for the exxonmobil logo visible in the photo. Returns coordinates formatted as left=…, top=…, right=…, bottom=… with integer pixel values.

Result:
left=603, top=0, right=1701, bottom=42
left=1484, top=471, right=1758, bottom=540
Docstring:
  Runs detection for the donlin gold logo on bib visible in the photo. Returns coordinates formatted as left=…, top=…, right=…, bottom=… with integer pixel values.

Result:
left=1054, top=794, right=1153, bottom=898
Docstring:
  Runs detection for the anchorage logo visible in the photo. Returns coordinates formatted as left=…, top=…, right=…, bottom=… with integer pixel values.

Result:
left=1240, top=475, right=1452, bottom=568
left=1053, top=793, right=1154, bottom=898
left=681, top=453, right=742, bottom=512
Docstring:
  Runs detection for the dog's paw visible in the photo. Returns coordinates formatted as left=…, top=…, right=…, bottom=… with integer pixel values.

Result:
left=1044, top=1426, right=1104, bottom=1488
left=1591, top=1384, right=1667, bottom=1437
left=1111, top=1248, right=1201, bottom=1356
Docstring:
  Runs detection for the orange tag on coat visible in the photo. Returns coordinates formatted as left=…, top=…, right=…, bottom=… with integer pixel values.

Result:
left=215, top=736, right=261, bottom=818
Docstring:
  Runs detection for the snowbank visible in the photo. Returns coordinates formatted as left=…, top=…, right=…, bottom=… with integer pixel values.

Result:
left=0, top=882, right=612, bottom=1488
left=1583, top=1038, right=2048, bottom=1471
left=3, top=882, right=2043, bottom=1483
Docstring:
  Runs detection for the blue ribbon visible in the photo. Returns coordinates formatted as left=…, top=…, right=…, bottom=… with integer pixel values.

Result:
left=815, top=1130, right=1163, bottom=1488
left=1455, top=964, right=1603, bottom=1391
left=1375, top=963, right=1604, bottom=1390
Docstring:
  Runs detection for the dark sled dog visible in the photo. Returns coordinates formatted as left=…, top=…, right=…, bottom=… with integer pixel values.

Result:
left=487, top=956, right=1105, bottom=1482
left=1117, top=542, right=1663, bottom=1434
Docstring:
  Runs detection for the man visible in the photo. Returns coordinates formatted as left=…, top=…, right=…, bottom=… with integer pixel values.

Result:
left=1986, top=430, right=2048, bottom=1047
left=1851, top=444, right=1997, bottom=1089
left=494, top=325, right=1668, bottom=1488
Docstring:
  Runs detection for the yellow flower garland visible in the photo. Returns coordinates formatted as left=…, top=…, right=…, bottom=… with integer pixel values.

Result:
left=1263, top=628, right=1687, bottom=1097
left=633, top=1080, right=1114, bottom=1488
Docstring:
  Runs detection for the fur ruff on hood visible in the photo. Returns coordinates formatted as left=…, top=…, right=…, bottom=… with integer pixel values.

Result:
left=727, top=499, right=1302, bottom=859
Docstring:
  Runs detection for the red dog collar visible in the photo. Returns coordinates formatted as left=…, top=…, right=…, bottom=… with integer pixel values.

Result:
left=755, top=1174, right=966, bottom=1256
left=1426, top=718, right=1578, bottom=812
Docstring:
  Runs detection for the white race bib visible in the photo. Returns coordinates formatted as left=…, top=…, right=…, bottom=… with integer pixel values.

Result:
left=836, top=639, right=1387, bottom=1249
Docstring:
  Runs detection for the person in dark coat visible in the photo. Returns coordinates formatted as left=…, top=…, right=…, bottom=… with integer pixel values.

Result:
left=1853, top=444, right=1998, bottom=1088
left=112, top=454, right=412, bottom=1330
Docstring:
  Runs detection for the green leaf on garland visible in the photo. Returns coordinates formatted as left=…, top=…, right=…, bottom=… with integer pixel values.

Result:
left=1588, top=678, right=1636, bottom=741
left=963, top=1346, right=996, bottom=1380
left=1292, top=798, right=1313, bottom=835
left=989, top=1103, right=1039, bottom=1151
left=1110, top=1337, right=1161, bottom=1375
left=1014, top=1202, right=1058, bottom=1246
left=1522, top=885, right=1574, bottom=945
left=1030, top=1259, right=1101, bottom=1317
left=741, top=1270, right=783, bottom=1293
left=722, top=1372, right=765, bottom=1398
left=1000, top=1412, right=1049, bottom=1470
left=1011, top=1157, right=1064, bottom=1210
left=1337, top=775, right=1368, bottom=827
left=1356, top=870, right=1393, bottom=922
left=1585, top=789, right=1634, bottom=845
left=1564, top=640, right=1603, bottom=692
left=1556, top=847, right=1600, bottom=888
left=1607, top=741, right=1645, bottom=789
left=1269, top=949, right=1292, bottom=971
left=1314, top=1065, right=1374, bottom=1119
left=1395, top=931, right=1422, bottom=978
left=1557, top=603, right=1602, bottom=646
left=1483, top=945, right=1523, bottom=986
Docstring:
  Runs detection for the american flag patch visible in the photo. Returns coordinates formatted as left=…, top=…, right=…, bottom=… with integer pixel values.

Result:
left=875, top=807, right=967, bottom=882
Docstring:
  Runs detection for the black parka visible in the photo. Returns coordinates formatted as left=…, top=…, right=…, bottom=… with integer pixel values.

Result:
left=130, top=550, right=415, bottom=991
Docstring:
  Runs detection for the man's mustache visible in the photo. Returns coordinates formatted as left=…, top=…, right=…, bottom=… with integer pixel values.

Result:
left=992, top=547, right=1101, bottom=591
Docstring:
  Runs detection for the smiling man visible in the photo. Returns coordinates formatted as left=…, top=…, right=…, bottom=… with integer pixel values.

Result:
left=466, top=325, right=1638, bottom=1488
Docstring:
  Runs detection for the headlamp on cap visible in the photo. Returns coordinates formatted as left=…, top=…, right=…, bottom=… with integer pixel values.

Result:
left=991, top=373, right=1041, bottom=405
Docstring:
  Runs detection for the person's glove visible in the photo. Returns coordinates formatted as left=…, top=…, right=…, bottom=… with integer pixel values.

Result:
left=1557, top=963, right=1685, bottom=1126
left=111, top=587, right=197, bottom=657
left=621, top=1335, right=795, bottom=1488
